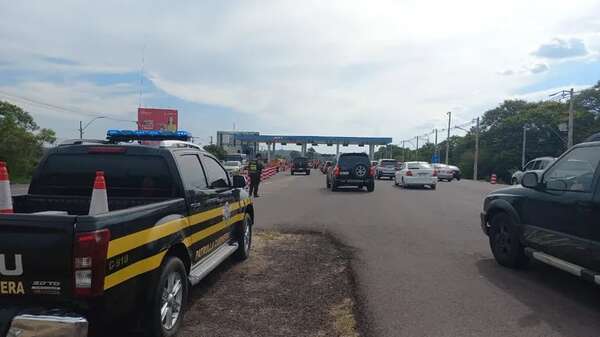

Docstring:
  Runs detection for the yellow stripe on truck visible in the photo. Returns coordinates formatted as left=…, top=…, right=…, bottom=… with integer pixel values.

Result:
left=104, top=251, right=167, bottom=290
left=183, top=213, right=244, bottom=248
left=103, top=198, right=250, bottom=289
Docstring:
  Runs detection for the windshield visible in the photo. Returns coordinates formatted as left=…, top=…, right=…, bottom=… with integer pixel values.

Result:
left=407, top=162, right=431, bottom=169
left=381, top=160, right=397, bottom=166
left=224, top=161, right=241, bottom=166
left=31, top=153, right=175, bottom=197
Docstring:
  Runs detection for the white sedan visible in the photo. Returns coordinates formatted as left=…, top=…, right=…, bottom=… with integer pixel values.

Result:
left=395, top=161, right=437, bottom=189
left=223, top=160, right=243, bottom=174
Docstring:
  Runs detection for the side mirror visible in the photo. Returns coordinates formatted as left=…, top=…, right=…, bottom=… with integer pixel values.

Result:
left=232, top=175, right=247, bottom=188
left=521, top=171, right=539, bottom=189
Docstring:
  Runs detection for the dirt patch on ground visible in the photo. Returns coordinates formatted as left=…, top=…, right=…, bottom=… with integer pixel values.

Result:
left=180, top=230, right=362, bottom=337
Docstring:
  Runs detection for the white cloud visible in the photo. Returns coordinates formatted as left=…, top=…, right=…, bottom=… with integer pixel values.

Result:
left=1, top=0, right=600, bottom=141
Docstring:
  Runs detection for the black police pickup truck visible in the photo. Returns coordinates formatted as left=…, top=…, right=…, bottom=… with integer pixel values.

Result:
left=0, top=132, right=254, bottom=337
left=481, top=140, right=600, bottom=284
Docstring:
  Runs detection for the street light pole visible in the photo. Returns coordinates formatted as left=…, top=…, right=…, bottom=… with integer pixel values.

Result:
left=445, top=112, right=451, bottom=164
left=79, top=121, right=83, bottom=139
left=568, top=88, right=574, bottom=148
left=522, top=125, right=527, bottom=169
left=473, top=117, right=480, bottom=181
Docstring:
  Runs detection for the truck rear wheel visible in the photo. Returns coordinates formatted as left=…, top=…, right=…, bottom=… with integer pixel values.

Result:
left=489, top=213, right=528, bottom=268
left=149, top=256, right=188, bottom=337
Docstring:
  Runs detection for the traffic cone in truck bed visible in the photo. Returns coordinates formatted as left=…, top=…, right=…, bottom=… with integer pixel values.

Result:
left=0, top=161, right=13, bottom=214
left=89, top=171, right=109, bottom=215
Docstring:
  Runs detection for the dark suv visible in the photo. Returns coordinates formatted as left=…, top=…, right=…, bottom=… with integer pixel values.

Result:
left=291, top=157, right=310, bottom=175
left=481, top=141, right=600, bottom=284
left=326, top=153, right=375, bottom=192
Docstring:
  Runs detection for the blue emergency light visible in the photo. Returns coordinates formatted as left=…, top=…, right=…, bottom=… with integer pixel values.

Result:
left=107, top=129, right=192, bottom=142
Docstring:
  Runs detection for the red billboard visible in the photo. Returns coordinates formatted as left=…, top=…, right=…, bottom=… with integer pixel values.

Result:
left=137, top=108, right=178, bottom=131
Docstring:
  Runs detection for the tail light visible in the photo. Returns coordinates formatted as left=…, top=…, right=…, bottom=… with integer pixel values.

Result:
left=432, top=170, right=437, bottom=177
left=74, top=229, right=111, bottom=297
left=406, top=170, right=413, bottom=176
left=334, top=165, right=340, bottom=177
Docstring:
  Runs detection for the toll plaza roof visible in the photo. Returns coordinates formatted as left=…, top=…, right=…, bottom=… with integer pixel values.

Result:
left=234, top=134, right=392, bottom=145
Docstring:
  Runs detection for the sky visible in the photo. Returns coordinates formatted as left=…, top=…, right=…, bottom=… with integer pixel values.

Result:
left=1, top=0, right=599, bottom=150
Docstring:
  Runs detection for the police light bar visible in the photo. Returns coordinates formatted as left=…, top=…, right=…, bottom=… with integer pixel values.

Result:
left=106, top=129, right=192, bottom=142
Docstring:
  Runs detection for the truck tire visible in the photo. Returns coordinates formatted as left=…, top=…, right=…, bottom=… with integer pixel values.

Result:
left=489, top=212, right=528, bottom=268
left=367, top=181, right=374, bottom=192
left=326, top=178, right=331, bottom=188
left=331, top=182, right=338, bottom=192
left=149, top=256, right=189, bottom=337
left=512, top=177, right=518, bottom=185
left=233, top=213, right=253, bottom=261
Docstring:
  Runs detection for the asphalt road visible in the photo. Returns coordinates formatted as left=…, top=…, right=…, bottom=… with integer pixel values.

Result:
left=253, top=172, right=600, bottom=337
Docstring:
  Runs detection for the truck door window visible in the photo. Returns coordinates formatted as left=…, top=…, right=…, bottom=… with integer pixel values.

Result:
left=544, top=147, right=600, bottom=192
left=202, top=155, right=230, bottom=188
left=177, top=154, right=208, bottom=190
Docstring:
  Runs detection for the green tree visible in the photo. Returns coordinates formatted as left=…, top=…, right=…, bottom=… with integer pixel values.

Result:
left=0, top=101, right=56, bottom=182
left=203, top=144, right=227, bottom=160
left=306, top=147, right=316, bottom=159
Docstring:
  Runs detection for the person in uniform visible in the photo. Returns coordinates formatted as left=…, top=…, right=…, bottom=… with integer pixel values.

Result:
left=248, top=153, right=264, bottom=197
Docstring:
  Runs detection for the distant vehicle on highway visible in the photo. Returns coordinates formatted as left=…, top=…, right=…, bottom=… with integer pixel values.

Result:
left=448, top=165, right=461, bottom=181
left=224, top=153, right=248, bottom=165
left=481, top=140, right=600, bottom=284
left=375, top=159, right=398, bottom=180
left=291, top=157, right=311, bottom=175
left=223, top=160, right=243, bottom=174
left=327, top=152, right=374, bottom=192
left=432, top=164, right=454, bottom=181
left=395, top=161, right=437, bottom=189
left=511, top=157, right=554, bottom=185
left=321, top=160, right=333, bottom=174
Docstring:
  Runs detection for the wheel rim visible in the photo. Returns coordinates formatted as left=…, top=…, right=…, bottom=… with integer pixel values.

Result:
left=243, top=217, right=252, bottom=254
left=494, top=222, right=512, bottom=256
left=355, top=165, right=367, bottom=177
left=160, top=271, right=183, bottom=330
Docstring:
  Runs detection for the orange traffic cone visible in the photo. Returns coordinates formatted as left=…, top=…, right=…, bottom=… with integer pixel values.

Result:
left=89, top=171, right=109, bottom=215
left=0, top=161, right=13, bottom=214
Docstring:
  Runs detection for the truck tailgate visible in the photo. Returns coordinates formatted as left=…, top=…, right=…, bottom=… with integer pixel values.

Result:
left=0, top=214, right=76, bottom=300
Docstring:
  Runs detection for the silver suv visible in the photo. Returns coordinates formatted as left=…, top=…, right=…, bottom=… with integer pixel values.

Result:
left=511, top=157, right=555, bottom=185
left=376, top=159, right=397, bottom=180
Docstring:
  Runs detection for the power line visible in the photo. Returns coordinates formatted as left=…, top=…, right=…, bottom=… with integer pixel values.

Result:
left=0, top=90, right=136, bottom=124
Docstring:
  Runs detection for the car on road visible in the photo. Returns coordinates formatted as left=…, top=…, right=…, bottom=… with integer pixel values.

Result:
left=511, top=156, right=554, bottom=185
left=448, top=165, right=461, bottom=180
left=291, top=157, right=310, bottom=175
left=432, top=163, right=454, bottom=181
left=375, top=159, right=398, bottom=180
left=0, top=131, right=254, bottom=337
left=481, top=140, right=600, bottom=285
left=326, top=152, right=375, bottom=192
left=395, top=161, right=437, bottom=189
left=223, top=160, right=243, bottom=174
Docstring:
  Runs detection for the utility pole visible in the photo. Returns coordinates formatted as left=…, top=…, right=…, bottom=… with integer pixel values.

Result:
left=568, top=87, right=574, bottom=148
left=434, top=129, right=438, bottom=162
left=402, top=140, right=405, bottom=162
left=79, top=121, right=83, bottom=139
left=210, top=136, right=213, bottom=145
left=445, top=111, right=451, bottom=164
left=416, top=136, right=419, bottom=161
left=473, top=117, right=480, bottom=181
left=522, top=125, right=527, bottom=169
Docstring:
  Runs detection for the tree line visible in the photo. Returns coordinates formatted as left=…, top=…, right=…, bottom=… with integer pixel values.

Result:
left=375, top=81, right=600, bottom=183
left=0, top=101, right=56, bottom=183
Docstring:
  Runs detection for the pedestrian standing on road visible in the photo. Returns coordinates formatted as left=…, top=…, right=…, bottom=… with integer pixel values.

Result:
left=248, top=153, right=264, bottom=198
